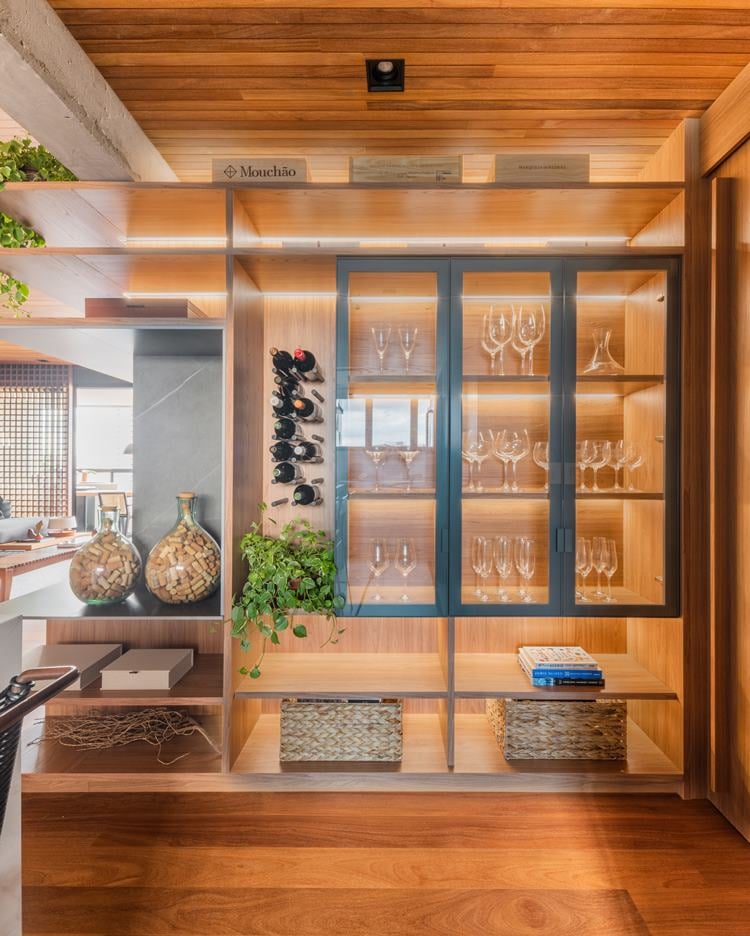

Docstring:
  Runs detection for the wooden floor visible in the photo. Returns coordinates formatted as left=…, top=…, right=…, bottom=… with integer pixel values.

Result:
left=22, top=793, right=750, bottom=936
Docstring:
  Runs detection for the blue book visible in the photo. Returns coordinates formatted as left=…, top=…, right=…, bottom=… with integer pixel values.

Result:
left=530, top=668, right=603, bottom=679
left=530, top=677, right=605, bottom=687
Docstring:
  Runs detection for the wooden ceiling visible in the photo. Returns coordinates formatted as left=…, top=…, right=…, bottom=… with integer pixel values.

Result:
left=47, top=1, right=750, bottom=182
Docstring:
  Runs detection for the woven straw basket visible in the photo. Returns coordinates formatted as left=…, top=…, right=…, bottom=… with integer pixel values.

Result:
left=280, top=699, right=403, bottom=762
left=486, top=698, right=627, bottom=760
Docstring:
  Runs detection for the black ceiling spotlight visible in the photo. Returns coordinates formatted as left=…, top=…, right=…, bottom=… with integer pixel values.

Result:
left=366, top=59, right=405, bottom=92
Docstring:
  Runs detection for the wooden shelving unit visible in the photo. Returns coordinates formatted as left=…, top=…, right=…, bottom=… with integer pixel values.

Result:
left=3, top=151, right=697, bottom=794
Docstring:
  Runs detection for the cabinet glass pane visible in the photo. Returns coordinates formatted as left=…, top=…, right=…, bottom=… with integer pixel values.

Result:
left=574, top=268, right=669, bottom=608
left=460, top=270, right=554, bottom=608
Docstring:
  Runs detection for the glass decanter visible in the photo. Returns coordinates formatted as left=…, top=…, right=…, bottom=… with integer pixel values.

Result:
left=145, top=492, right=221, bottom=604
left=69, top=507, right=141, bottom=605
left=583, top=326, right=624, bottom=375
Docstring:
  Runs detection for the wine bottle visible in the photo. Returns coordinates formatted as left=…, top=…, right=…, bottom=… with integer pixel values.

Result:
left=272, top=461, right=303, bottom=485
left=270, top=393, right=296, bottom=417
left=293, top=483, right=322, bottom=506
left=274, top=375, right=301, bottom=396
left=269, top=347, right=297, bottom=378
left=292, top=396, right=323, bottom=422
left=269, top=441, right=295, bottom=462
left=293, top=348, right=324, bottom=381
left=273, top=417, right=304, bottom=441
left=293, top=441, right=324, bottom=463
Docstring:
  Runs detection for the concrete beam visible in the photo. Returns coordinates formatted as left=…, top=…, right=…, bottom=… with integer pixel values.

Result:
left=0, top=0, right=177, bottom=182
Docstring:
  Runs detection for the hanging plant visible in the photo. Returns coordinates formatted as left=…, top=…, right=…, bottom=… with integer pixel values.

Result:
left=0, top=137, right=77, bottom=188
left=0, top=272, right=30, bottom=317
left=230, top=507, right=345, bottom=678
left=0, top=212, right=45, bottom=249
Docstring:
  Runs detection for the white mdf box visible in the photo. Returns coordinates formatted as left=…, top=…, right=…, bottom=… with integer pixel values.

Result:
left=100, top=648, right=194, bottom=691
left=27, top=644, right=123, bottom=690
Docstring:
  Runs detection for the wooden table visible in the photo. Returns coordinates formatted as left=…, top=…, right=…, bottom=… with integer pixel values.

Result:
left=0, top=543, right=85, bottom=603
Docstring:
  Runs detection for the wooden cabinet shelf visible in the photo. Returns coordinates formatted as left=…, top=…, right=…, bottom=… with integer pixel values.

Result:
left=454, top=653, right=677, bottom=700
left=235, top=653, right=448, bottom=699
left=576, top=376, right=665, bottom=396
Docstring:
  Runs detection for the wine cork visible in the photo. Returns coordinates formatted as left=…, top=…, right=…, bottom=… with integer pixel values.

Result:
left=69, top=535, right=142, bottom=604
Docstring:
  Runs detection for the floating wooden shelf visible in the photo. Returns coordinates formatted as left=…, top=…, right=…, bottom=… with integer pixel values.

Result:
left=234, top=653, right=448, bottom=698
left=575, top=376, right=664, bottom=396
left=576, top=492, right=664, bottom=500
left=43, top=654, right=224, bottom=707
left=347, top=489, right=436, bottom=500
left=454, top=652, right=677, bottom=700
left=462, top=489, right=549, bottom=499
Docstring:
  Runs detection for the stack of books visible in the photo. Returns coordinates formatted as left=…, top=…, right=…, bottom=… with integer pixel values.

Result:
left=518, top=646, right=605, bottom=688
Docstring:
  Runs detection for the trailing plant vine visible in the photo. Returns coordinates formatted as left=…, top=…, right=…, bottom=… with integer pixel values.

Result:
left=230, top=507, right=344, bottom=678
left=0, top=272, right=30, bottom=316
left=0, top=137, right=77, bottom=187
left=0, top=212, right=45, bottom=249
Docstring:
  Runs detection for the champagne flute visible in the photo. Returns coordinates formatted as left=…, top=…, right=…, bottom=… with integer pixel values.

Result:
left=399, top=447, right=420, bottom=492
left=575, top=537, right=592, bottom=602
left=364, top=445, right=389, bottom=492
left=371, top=324, right=391, bottom=375
left=592, top=536, right=609, bottom=599
left=532, top=440, right=549, bottom=492
left=493, top=534, right=514, bottom=602
left=603, top=538, right=618, bottom=602
left=489, top=303, right=515, bottom=376
left=471, top=535, right=493, bottom=602
left=590, top=440, right=612, bottom=493
left=368, top=538, right=390, bottom=602
left=514, top=536, right=536, bottom=603
left=394, top=537, right=417, bottom=602
left=398, top=325, right=418, bottom=374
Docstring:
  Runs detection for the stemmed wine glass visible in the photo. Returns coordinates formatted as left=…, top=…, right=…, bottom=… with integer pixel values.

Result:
left=603, top=538, right=618, bottom=602
left=506, top=429, right=530, bottom=493
left=461, top=430, right=489, bottom=492
left=364, top=445, right=389, bottom=492
left=514, top=536, right=536, bottom=603
left=394, top=537, right=417, bottom=602
left=575, top=537, right=592, bottom=601
left=398, top=447, right=420, bottom=492
left=627, top=444, right=645, bottom=491
left=471, top=535, right=493, bottom=602
left=481, top=305, right=514, bottom=375
left=512, top=305, right=546, bottom=376
left=371, top=324, right=391, bottom=375
left=592, top=536, right=609, bottom=599
left=532, top=441, right=549, bottom=492
left=493, top=534, right=514, bottom=602
left=577, top=440, right=596, bottom=492
left=398, top=325, right=418, bottom=374
left=481, top=311, right=501, bottom=375
left=609, top=440, right=629, bottom=491
left=490, top=428, right=510, bottom=492
left=590, top=440, right=612, bottom=493
left=368, top=538, right=390, bottom=602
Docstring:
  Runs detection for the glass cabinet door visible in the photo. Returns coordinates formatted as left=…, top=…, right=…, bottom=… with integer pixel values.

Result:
left=450, top=260, right=564, bottom=615
left=335, top=259, right=449, bottom=615
left=564, top=258, right=680, bottom=615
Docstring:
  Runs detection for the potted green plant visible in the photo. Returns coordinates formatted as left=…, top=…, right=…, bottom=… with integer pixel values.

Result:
left=230, top=508, right=345, bottom=678
left=0, top=271, right=30, bottom=317
left=0, top=137, right=77, bottom=187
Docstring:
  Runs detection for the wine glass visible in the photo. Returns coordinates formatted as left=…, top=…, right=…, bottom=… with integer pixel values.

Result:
left=394, top=537, right=417, bottom=602
left=532, top=440, right=549, bottom=492
left=577, top=439, right=596, bottom=492
left=371, top=324, right=391, bottom=375
left=575, top=537, right=592, bottom=601
left=591, top=536, right=609, bottom=599
left=488, top=304, right=515, bottom=376
left=514, top=536, right=536, bottom=603
left=368, top=538, right=390, bottom=602
left=519, top=304, right=546, bottom=377
left=398, top=325, right=418, bottom=374
left=603, top=538, right=618, bottom=602
left=473, top=431, right=491, bottom=492
left=590, top=440, right=612, bottom=493
left=493, top=534, right=514, bottom=602
left=471, top=535, right=493, bottom=602
left=627, top=444, right=645, bottom=491
left=461, top=431, right=478, bottom=492
left=490, top=428, right=510, bottom=492
left=609, top=440, right=629, bottom=491
left=507, top=429, right=530, bottom=493
left=480, top=311, right=502, bottom=375
left=364, top=446, right=389, bottom=492
left=398, top=448, right=420, bottom=492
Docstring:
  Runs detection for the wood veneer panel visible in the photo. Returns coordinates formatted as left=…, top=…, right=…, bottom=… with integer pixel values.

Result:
left=701, top=60, right=750, bottom=174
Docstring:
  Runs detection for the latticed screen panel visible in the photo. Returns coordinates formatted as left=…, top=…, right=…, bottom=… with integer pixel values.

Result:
left=0, top=364, right=71, bottom=517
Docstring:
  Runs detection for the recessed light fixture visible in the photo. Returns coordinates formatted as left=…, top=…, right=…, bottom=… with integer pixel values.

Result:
left=366, top=59, right=405, bottom=92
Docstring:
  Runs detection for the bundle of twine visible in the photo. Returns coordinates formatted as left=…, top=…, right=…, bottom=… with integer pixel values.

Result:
left=32, top=708, right=221, bottom=766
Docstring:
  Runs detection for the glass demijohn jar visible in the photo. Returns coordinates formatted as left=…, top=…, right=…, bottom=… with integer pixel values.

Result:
left=583, top=325, right=625, bottom=375
left=69, top=507, right=142, bottom=605
left=145, top=492, right=221, bottom=604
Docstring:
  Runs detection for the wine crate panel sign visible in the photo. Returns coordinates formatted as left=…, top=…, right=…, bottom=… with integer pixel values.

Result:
left=492, top=155, right=590, bottom=184
left=212, top=158, right=308, bottom=184
left=350, top=157, right=461, bottom=185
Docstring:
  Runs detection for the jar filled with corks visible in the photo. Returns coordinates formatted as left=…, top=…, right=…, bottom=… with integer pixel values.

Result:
left=69, top=507, right=142, bottom=605
left=145, top=492, right=221, bottom=605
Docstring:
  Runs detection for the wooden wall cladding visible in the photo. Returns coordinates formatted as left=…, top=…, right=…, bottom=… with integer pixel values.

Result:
left=48, top=3, right=749, bottom=182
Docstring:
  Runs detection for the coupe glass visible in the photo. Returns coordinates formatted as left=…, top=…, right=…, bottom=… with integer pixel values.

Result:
left=592, top=536, right=609, bottom=599
left=398, top=448, right=420, bottom=492
left=514, top=536, right=536, bottom=603
left=368, top=538, right=390, bottom=602
left=532, top=440, right=549, bottom=492
left=590, top=440, right=612, bottom=493
left=394, top=537, right=417, bottom=602
left=364, top=445, right=389, bottom=492
left=398, top=325, right=418, bottom=374
left=575, top=536, right=593, bottom=601
left=603, top=538, right=618, bottom=602
left=371, top=324, right=391, bottom=375
left=471, top=535, right=493, bottom=602
left=493, top=534, right=514, bottom=602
